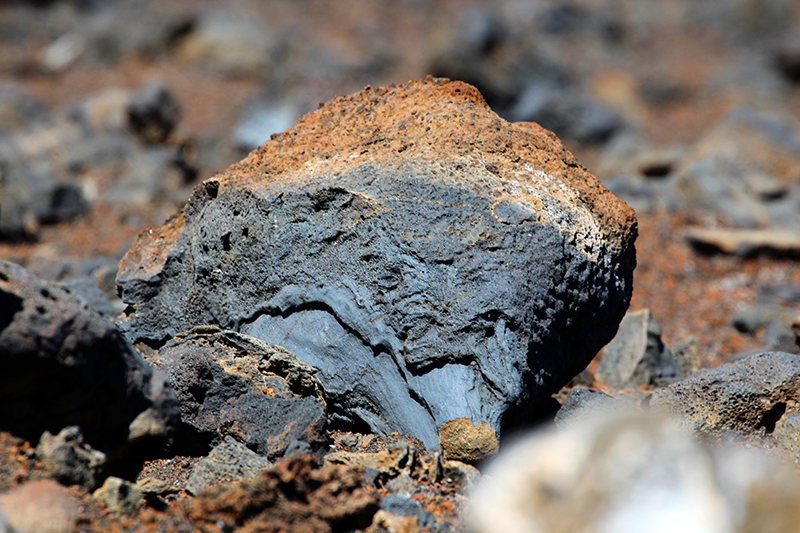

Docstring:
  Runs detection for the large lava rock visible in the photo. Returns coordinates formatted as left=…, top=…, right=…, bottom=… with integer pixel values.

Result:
left=117, top=78, right=637, bottom=447
left=0, top=260, right=179, bottom=473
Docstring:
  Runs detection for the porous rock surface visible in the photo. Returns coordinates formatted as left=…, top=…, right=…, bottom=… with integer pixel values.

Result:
left=650, top=351, right=800, bottom=438
left=117, top=78, right=637, bottom=447
left=150, top=326, right=327, bottom=458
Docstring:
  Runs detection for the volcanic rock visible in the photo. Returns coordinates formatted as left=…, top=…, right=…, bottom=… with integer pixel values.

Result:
left=182, top=455, right=379, bottom=533
left=150, top=326, right=326, bottom=457
left=437, top=417, right=498, bottom=464
left=150, top=326, right=325, bottom=457
left=116, top=78, right=637, bottom=448
left=650, top=351, right=800, bottom=438
left=596, top=308, right=680, bottom=389
left=185, top=436, right=273, bottom=495
left=92, top=476, right=144, bottom=516
left=36, top=426, right=106, bottom=490
left=0, top=260, right=179, bottom=474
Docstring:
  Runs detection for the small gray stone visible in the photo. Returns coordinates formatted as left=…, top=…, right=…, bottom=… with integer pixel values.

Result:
left=732, top=304, right=787, bottom=334
left=219, top=393, right=327, bottom=460
left=763, top=321, right=797, bottom=353
left=441, top=460, right=480, bottom=495
left=176, top=11, right=280, bottom=76
left=596, top=309, right=679, bottom=389
left=671, top=337, right=703, bottom=377
left=136, top=477, right=176, bottom=496
left=128, top=81, right=181, bottom=145
left=36, top=427, right=106, bottom=490
left=92, top=477, right=144, bottom=516
left=384, top=472, right=418, bottom=495
left=185, top=436, right=272, bottom=495
left=152, top=327, right=325, bottom=456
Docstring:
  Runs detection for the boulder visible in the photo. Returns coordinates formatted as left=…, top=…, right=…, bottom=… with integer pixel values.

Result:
left=650, top=351, right=800, bottom=438
left=0, top=260, right=179, bottom=474
left=116, top=78, right=637, bottom=448
left=151, top=326, right=326, bottom=457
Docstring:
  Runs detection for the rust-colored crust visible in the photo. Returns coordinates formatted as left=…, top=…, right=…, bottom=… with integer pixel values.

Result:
left=119, top=77, right=636, bottom=280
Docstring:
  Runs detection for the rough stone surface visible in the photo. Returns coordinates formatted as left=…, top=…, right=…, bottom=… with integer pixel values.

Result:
left=686, top=227, right=800, bottom=258
left=150, top=326, right=326, bottom=457
left=775, top=413, right=800, bottom=464
left=0, top=260, right=179, bottom=473
left=185, top=436, right=273, bottom=495
left=324, top=442, right=439, bottom=489
left=650, top=351, right=800, bottom=438
left=92, top=476, right=144, bottom=516
left=437, top=417, right=498, bottom=464
left=470, top=410, right=800, bottom=533
left=116, top=78, right=637, bottom=448
left=35, top=426, right=106, bottom=489
left=181, top=455, right=380, bottom=533
left=596, top=308, right=680, bottom=389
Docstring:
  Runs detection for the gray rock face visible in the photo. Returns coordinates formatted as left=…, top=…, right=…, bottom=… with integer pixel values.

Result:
left=117, top=79, right=637, bottom=448
left=151, top=327, right=326, bottom=457
left=650, top=351, right=800, bottom=438
left=0, top=259, right=179, bottom=473
left=185, top=436, right=273, bottom=495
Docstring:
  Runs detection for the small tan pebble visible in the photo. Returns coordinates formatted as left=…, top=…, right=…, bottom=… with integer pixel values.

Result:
left=438, top=418, right=498, bottom=464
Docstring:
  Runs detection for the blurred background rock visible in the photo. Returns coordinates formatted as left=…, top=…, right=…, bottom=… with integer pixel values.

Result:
left=1, top=0, right=799, bottom=369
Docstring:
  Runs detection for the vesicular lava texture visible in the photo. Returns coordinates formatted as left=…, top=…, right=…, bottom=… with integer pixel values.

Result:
left=117, top=78, right=637, bottom=448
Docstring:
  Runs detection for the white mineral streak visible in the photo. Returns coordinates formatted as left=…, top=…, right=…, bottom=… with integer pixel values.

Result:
left=499, top=163, right=604, bottom=261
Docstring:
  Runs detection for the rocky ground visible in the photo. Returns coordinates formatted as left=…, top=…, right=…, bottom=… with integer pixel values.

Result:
left=2, top=1, right=800, bottom=532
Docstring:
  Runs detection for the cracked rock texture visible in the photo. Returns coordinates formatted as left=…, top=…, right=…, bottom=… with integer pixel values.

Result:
left=116, top=78, right=637, bottom=448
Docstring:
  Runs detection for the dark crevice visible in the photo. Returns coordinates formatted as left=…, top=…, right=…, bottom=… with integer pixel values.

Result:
left=0, top=292, right=23, bottom=331
left=761, top=402, right=786, bottom=434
